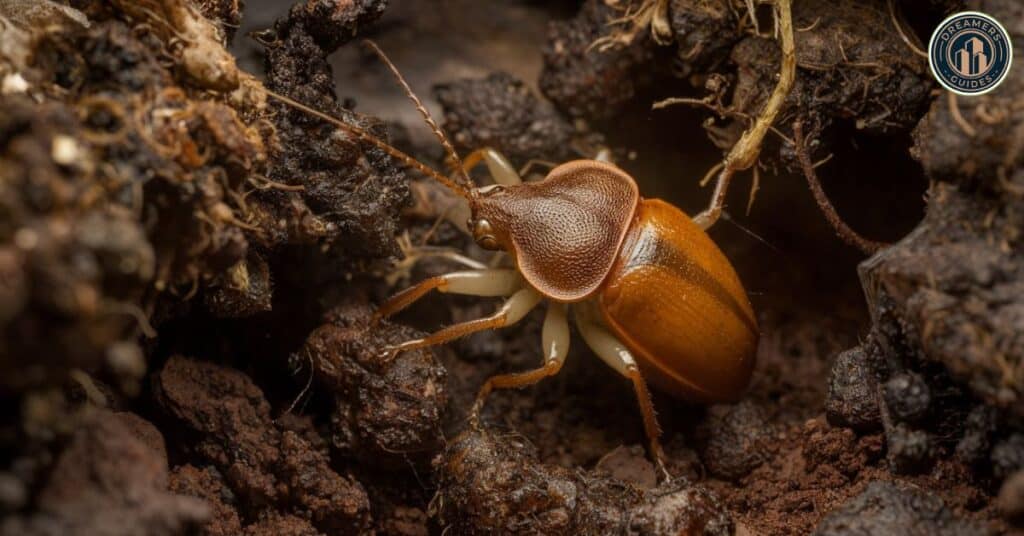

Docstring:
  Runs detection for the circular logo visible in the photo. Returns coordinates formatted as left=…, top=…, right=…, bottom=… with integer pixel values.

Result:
left=928, top=11, right=1013, bottom=96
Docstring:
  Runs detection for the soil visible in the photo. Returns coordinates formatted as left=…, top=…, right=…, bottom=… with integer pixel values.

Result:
left=1, top=0, right=1022, bottom=535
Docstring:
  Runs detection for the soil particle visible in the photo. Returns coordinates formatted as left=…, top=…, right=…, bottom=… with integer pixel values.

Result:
left=696, top=400, right=773, bottom=481
left=301, top=302, right=447, bottom=467
left=724, top=0, right=933, bottom=165
left=261, top=0, right=408, bottom=262
left=882, top=0, right=1024, bottom=418
left=169, top=465, right=244, bottom=536
left=154, top=355, right=372, bottom=534
left=433, top=426, right=732, bottom=534
left=434, top=72, right=576, bottom=167
left=0, top=92, right=155, bottom=393
left=0, top=410, right=209, bottom=536
left=243, top=511, right=322, bottom=536
left=191, top=0, right=244, bottom=41
left=883, top=372, right=931, bottom=423
left=0, top=474, right=26, bottom=514
left=629, top=485, right=734, bottom=536
left=955, top=405, right=1001, bottom=467
left=811, top=481, right=990, bottom=536
left=992, top=435, right=1024, bottom=482
left=668, top=0, right=741, bottom=78
left=998, top=470, right=1024, bottom=527
left=594, top=445, right=658, bottom=489
left=885, top=423, right=934, bottom=475
left=825, top=347, right=882, bottom=432
left=706, top=418, right=882, bottom=534
left=540, top=0, right=661, bottom=120
left=202, top=251, right=273, bottom=318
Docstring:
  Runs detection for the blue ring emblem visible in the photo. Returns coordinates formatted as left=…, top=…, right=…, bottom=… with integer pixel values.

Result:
left=928, top=11, right=1013, bottom=96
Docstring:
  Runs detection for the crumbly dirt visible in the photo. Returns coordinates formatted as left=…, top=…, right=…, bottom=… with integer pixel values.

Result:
left=1, top=0, right=1022, bottom=535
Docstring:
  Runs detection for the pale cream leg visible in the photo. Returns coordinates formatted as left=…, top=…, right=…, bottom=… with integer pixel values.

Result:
left=373, top=269, right=523, bottom=324
left=462, top=147, right=521, bottom=186
left=383, top=287, right=542, bottom=357
left=471, top=302, right=570, bottom=416
left=575, top=301, right=670, bottom=478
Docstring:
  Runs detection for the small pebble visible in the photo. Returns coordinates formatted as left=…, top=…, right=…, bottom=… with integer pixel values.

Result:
left=992, top=434, right=1024, bottom=481
left=886, top=423, right=932, bottom=474
left=825, top=347, right=881, bottom=432
left=883, top=373, right=930, bottom=423
left=0, top=473, right=27, bottom=512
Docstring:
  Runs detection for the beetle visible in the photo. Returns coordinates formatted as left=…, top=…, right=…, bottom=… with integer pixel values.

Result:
left=266, top=41, right=758, bottom=469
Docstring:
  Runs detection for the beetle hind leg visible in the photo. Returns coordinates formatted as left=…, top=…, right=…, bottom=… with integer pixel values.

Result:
left=574, top=302, right=670, bottom=480
left=470, top=302, right=569, bottom=419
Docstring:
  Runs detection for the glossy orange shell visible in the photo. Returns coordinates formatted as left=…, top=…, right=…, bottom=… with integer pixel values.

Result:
left=598, top=199, right=758, bottom=402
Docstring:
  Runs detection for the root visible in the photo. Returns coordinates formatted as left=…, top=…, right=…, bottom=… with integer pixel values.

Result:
left=947, top=93, right=978, bottom=138
left=747, top=166, right=760, bottom=216
left=693, top=0, right=796, bottom=229
left=589, top=0, right=672, bottom=52
left=887, top=0, right=927, bottom=59
left=793, top=121, right=888, bottom=255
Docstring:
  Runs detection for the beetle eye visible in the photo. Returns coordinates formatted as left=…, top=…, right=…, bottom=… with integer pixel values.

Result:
left=472, top=219, right=499, bottom=250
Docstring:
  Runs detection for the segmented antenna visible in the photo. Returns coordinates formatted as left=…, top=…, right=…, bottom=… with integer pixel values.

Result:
left=263, top=88, right=473, bottom=200
left=362, top=40, right=474, bottom=192
left=721, top=211, right=781, bottom=254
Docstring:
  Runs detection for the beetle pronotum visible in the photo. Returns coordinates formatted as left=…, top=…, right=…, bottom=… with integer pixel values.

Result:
left=266, top=41, right=759, bottom=471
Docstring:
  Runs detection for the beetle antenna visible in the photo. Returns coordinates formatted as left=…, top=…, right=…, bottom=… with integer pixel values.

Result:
left=362, top=39, right=475, bottom=194
left=721, top=211, right=781, bottom=254
left=263, top=88, right=473, bottom=200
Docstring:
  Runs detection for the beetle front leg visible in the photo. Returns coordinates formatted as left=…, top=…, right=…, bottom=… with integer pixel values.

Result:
left=461, top=147, right=521, bottom=186
left=372, top=269, right=523, bottom=325
left=382, top=287, right=542, bottom=358
left=574, top=302, right=670, bottom=479
left=470, top=302, right=569, bottom=418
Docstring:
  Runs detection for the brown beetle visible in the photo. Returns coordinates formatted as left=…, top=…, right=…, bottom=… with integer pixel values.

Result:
left=266, top=42, right=758, bottom=468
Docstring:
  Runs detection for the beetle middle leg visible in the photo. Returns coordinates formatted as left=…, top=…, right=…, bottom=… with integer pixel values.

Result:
left=574, top=301, right=670, bottom=478
left=381, top=287, right=543, bottom=358
left=373, top=269, right=523, bottom=325
left=470, top=302, right=570, bottom=418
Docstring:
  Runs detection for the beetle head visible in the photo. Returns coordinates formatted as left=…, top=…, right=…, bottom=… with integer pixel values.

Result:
left=466, top=161, right=640, bottom=301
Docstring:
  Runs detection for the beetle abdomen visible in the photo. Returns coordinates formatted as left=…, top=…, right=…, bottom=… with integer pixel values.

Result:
left=598, top=199, right=758, bottom=402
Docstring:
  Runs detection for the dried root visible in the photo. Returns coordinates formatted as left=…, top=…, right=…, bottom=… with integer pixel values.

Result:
left=792, top=120, right=887, bottom=255
left=112, top=0, right=240, bottom=91
left=692, top=0, right=795, bottom=229
left=590, top=0, right=672, bottom=51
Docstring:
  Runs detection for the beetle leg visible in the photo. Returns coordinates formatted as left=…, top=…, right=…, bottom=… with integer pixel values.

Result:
left=470, top=302, right=569, bottom=418
left=461, top=147, right=521, bottom=186
left=372, top=269, right=522, bottom=325
left=382, top=287, right=542, bottom=358
left=692, top=169, right=732, bottom=230
left=574, top=302, right=670, bottom=480
left=516, top=159, right=558, bottom=179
